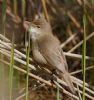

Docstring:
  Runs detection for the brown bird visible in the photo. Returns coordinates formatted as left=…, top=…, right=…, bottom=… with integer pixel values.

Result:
left=24, top=16, right=75, bottom=93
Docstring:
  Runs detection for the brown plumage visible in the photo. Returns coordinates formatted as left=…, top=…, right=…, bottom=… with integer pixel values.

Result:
left=25, top=16, right=75, bottom=93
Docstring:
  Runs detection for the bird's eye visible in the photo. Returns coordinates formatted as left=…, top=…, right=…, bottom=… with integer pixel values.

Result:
left=37, top=25, right=40, bottom=28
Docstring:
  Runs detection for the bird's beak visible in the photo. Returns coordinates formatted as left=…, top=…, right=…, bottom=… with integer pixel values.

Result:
left=23, top=21, right=36, bottom=33
left=23, top=21, right=31, bottom=31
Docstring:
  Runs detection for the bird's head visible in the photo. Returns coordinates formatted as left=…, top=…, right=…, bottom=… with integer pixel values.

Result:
left=24, top=15, right=52, bottom=40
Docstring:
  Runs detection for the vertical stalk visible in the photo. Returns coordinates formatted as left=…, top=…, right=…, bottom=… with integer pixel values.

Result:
left=41, top=0, right=50, bottom=23
left=57, top=86, right=60, bottom=100
left=82, top=0, right=86, bottom=99
left=21, top=0, right=26, bottom=19
left=9, top=35, right=14, bottom=100
left=2, top=0, right=7, bottom=35
left=25, top=33, right=30, bottom=100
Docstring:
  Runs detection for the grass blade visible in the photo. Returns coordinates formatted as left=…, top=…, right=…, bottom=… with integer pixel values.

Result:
left=57, top=86, right=60, bottom=100
left=21, top=0, right=26, bottom=18
left=9, top=34, right=14, bottom=100
left=2, top=0, right=7, bottom=24
left=82, top=8, right=87, bottom=100
left=25, top=33, right=30, bottom=100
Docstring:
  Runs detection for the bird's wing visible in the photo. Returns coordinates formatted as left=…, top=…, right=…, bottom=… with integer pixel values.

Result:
left=61, top=50, right=68, bottom=71
left=37, top=35, right=75, bottom=93
left=39, top=43, right=68, bottom=73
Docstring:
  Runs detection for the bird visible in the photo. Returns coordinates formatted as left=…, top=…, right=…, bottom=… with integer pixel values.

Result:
left=24, top=15, right=75, bottom=93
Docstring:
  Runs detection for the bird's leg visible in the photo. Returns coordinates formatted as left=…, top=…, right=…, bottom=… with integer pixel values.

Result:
left=49, top=69, right=57, bottom=86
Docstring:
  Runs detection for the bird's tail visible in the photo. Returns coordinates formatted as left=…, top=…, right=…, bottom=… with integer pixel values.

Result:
left=62, top=72, right=75, bottom=94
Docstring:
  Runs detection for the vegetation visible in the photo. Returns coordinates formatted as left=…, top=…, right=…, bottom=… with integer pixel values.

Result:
left=0, top=0, right=94, bottom=100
